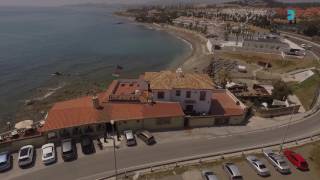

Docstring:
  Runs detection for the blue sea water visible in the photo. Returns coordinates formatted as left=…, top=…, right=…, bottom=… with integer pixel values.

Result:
left=0, top=5, right=191, bottom=123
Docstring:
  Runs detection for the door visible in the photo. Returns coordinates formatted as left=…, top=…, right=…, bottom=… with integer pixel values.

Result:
left=184, top=117, right=189, bottom=127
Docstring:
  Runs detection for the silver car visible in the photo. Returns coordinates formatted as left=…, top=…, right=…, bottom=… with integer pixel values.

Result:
left=263, top=149, right=290, bottom=174
left=18, top=145, right=34, bottom=167
left=124, top=130, right=137, bottom=146
left=246, top=155, right=270, bottom=176
left=202, top=170, right=218, bottom=180
left=223, top=162, right=243, bottom=180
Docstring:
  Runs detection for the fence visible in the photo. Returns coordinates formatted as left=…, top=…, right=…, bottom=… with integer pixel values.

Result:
left=97, top=131, right=320, bottom=180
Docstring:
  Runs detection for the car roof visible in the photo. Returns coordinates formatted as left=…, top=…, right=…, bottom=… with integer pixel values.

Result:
left=42, top=143, right=54, bottom=149
left=202, top=170, right=218, bottom=180
left=0, top=152, right=9, bottom=163
left=226, top=163, right=241, bottom=176
left=124, top=130, right=134, bottom=139
left=42, top=145, right=54, bottom=154
left=62, top=140, right=72, bottom=152
left=289, top=151, right=306, bottom=161
left=19, top=146, right=32, bottom=158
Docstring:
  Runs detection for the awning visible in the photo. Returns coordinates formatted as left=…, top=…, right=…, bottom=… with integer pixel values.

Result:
left=15, top=120, right=34, bottom=130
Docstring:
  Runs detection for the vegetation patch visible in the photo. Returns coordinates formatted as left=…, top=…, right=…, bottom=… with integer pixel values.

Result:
left=310, top=143, right=320, bottom=171
left=289, top=70, right=320, bottom=110
left=220, top=51, right=318, bottom=73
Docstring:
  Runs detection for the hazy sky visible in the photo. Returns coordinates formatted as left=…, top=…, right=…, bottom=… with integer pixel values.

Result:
left=0, top=0, right=318, bottom=7
left=0, top=0, right=151, bottom=6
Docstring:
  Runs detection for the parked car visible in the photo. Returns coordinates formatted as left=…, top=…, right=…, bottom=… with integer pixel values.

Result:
left=124, top=130, right=137, bottom=146
left=18, top=145, right=34, bottom=167
left=0, top=151, right=12, bottom=172
left=136, top=130, right=156, bottom=145
left=80, top=136, right=95, bottom=154
left=41, top=143, right=56, bottom=164
left=263, top=149, right=290, bottom=174
left=222, top=162, right=243, bottom=180
left=202, top=170, right=218, bottom=180
left=284, top=149, right=309, bottom=171
left=61, top=138, right=77, bottom=161
left=246, top=155, right=270, bottom=177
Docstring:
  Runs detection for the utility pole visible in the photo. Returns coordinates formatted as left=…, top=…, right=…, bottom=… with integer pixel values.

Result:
left=279, top=106, right=296, bottom=153
left=110, top=120, right=118, bottom=179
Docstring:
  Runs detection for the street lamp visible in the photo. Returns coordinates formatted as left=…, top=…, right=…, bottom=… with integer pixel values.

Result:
left=279, top=105, right=296, bottom=153
left=110, top=120, right=118, bottom=179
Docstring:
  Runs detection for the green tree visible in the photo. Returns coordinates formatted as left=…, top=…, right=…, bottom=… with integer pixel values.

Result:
left=217, top=69, right=232, bottom=88
left=303, top=24, right=319, bottom=37
left=272, top=80, right=292, bottom=100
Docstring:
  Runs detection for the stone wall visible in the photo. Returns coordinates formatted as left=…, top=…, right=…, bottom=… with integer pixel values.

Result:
left=255, top=105, right=300, bottom=118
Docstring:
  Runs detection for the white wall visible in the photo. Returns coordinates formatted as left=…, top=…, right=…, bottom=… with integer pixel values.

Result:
left=152, top=89, right=212, bottom=114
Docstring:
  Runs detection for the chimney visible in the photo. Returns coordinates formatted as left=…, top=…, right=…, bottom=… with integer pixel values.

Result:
left=92, top=95, right=101, bottom=109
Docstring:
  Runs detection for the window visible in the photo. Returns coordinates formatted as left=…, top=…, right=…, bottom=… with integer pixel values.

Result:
left=186, top=91, right=191, bottom=98
left=157, top=91, right=165, bottom=99
left=200, top=91, right=206, bottom=101
left=176, top=90, right=181, bottom=96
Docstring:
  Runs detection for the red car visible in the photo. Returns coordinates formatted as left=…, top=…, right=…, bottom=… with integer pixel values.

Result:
left=283, top=149, right=309, bottom=171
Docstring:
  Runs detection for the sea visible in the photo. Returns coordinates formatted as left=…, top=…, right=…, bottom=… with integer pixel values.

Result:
left=0, top=5, right=191, bottom=125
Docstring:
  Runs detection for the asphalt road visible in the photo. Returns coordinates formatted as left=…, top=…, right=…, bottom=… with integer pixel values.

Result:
left=281, top=32, right=320, bottom=61
left=2, top=109, right=319, bottom=180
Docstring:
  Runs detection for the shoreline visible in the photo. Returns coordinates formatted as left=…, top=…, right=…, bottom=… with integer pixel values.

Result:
left=115, top=13, right=212, bottom=72
left=10, top=16, right=212, bottom=129
left=151, top=24, right=211, bottom=72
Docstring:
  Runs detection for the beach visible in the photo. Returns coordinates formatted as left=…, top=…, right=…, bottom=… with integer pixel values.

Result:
left=157, top=24, right=212, bottom=72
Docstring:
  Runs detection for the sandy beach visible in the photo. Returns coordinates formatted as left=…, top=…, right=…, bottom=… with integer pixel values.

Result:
left=157, top=24, right=212, bottom=72
left=115, top=12, right=212, bottom=72
left=132, top=21, right=212, bottom=72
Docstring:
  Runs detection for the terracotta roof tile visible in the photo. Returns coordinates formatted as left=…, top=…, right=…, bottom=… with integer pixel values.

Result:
left=40, top=93, right=184, bottom=132
left=210, top=91, right=244, bottom=116
left=143, top=71, right=215, bottom=90
left=103, top=102, right=184, bottom=121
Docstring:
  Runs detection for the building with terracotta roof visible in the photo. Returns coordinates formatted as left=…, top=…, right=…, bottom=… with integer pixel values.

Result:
left=40, top=79, right=185, bottom=138
left=142, top=69, right=215, bottom=115
left=40, top=70, right=247, bottom=139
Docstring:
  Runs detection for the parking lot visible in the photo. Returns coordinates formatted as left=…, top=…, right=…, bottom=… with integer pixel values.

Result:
left=144, top=157, right=317, bottom=180
left=0, top=132, right=160, bottom=180
left=140, top=143, right=320, bottom=180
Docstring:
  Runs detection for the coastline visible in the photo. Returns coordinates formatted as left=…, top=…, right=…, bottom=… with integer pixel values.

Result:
left=115, top=12, right=212, bottom=72
left=149, top=23, right=211, bottom=72
left=11, top=16, right=212, bottom=129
